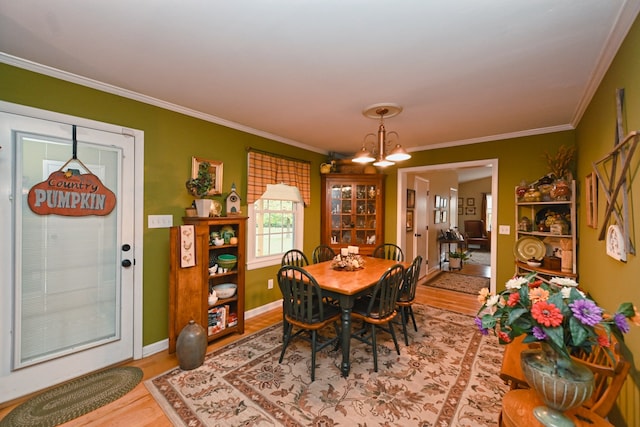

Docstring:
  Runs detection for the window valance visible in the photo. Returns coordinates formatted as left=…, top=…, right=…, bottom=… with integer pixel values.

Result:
left=247, top=150, right=311, bottom=206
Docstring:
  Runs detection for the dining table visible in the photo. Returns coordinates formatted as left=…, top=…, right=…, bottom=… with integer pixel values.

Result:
left=303, top=256, right=408, bottom=377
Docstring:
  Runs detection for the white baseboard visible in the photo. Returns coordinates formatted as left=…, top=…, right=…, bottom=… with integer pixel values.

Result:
left=141, top=300, right=283, bottom=358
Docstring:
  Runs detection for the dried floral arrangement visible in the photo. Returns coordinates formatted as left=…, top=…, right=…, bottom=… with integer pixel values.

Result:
left=543, top=145, right=576, bottom=180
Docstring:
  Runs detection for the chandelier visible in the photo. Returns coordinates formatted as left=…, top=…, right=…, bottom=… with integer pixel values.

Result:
left=352, top=103, right=411, bottom=167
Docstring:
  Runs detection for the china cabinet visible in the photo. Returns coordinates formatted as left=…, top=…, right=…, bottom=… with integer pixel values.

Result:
left=168, top=216, right=246, bottom=353
left=514, top=180, right=577, bottom=280
left=321, top=174, right=385, bottom=256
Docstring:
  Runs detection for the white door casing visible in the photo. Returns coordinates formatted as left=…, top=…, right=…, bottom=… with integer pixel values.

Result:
left=0, top=102, right=144, bottom=403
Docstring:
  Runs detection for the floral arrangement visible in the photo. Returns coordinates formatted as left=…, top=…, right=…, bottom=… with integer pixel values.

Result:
left=475, top=273, right=639, bottom=359
left=543, top=145, right=576, bottom=180
left=330, top=254, right=365, bottom=271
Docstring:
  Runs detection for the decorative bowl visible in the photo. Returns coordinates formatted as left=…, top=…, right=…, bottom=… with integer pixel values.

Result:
left=213, top=283, right=237, bottom=299
left=216, top=254, right=237, bottom=270
left=527, top=261, right=542, bottom=267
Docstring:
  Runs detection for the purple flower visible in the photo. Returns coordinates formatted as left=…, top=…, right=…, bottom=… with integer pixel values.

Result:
left=614, top=312, right=630, bottom=333
left=569, top=299, right=603, bottom=327
left=532, top=326, right=547, bottom=340
left=474, top=317, right=489, bottom=335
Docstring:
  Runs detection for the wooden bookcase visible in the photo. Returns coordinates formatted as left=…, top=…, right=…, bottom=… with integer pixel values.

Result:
left=168, top=216, right=247, bottom=353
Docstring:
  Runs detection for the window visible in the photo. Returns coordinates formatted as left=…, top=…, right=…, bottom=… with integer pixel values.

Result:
left=485, top=193, right=493, bottom=232
left=247, top=197, right=304, bottom=270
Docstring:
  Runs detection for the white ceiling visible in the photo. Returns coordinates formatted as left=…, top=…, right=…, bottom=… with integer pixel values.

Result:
left=1, top=1, right=639, bottom=161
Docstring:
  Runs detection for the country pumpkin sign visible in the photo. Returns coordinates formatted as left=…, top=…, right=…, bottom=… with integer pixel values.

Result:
left=28, top=170, right=116, bottom=216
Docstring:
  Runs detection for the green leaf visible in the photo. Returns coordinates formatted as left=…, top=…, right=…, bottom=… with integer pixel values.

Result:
left=569, top=316, right=588, bottom=347
left=543, top=326, right=569, bottom=358
left=617, top=302, right=634, bottom=317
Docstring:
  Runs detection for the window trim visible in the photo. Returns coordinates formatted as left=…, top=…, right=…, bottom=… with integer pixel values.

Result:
left=246, top=200, right=304, bottom=270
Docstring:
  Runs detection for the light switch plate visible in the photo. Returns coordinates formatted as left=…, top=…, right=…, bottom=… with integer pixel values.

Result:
left=148, top=215, right=173, bottom=228
left=499, top=225, right=510, bottom=235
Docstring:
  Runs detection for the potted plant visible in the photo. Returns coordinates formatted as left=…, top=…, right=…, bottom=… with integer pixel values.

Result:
left=448, top=249, right=470, bottom=270
left=186, top=161, right=213, bottom=217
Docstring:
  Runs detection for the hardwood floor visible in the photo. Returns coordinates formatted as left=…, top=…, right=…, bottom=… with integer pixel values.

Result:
left=0, top=284, right=481, bottom=426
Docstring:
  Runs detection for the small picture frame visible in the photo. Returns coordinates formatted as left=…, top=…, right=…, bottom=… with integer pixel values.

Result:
left=434, top=210, right=441, bottom=224
left=467, top=197, right=475, bottom=206
left=407, top=189, right=416, bottom=209
left=441, top=197, right=447, bottom=208
left=459, top=197, right=464, bottom=207
left=435, top=195, right=441, bottom=209
left=406, top=210, right=414, bottom=232
left=585, top=172, right=597, bottom=229
left=441, top=210, right=447, bottom=223
left=191, top=157, right=223, bottom=195
left=458, top=206, right=463, bottom=215
left=465, top=206, right=476, bottom=215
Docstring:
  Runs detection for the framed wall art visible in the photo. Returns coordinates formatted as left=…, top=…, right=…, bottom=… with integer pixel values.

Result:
left=407, top=189, right=415, bottom=209
left=406, top=210, right=414, bottom=232
left=458, top=206, right=463, bottom=215
left=465, top=206, right=476, bottom=215
left=191, top=156, right=223, bottom=195
left=467, top=197, right=475, bottom=206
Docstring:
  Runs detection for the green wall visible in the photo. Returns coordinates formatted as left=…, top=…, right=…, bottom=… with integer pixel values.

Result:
left=575, top=13, right=640, bottom=426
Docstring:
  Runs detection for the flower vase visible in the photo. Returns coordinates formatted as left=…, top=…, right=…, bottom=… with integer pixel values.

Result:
left=194, top=199, right=212, bottom=218
left=520, top=343, right=594, bottom=427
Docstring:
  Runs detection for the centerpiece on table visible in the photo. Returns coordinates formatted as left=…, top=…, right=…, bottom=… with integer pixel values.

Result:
left=475, top=273, right=638, bottom=426
left=330, top=247, right=365, bottom=271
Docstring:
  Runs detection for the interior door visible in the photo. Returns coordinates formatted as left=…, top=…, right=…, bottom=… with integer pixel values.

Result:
left=0, top=111, right=135, bottom=402
left=414, top=178, right=429, bottom=278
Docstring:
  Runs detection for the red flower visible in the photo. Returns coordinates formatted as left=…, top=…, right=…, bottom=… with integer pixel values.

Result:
left=507, top=292, right=520, bottom=307
left=597, top=335, right=610, bottom=348
left=531, top=301, right=563, bottom=327
left=528, top=279, right=543, bottom=288
left=498, top=331, right=512, bottom=343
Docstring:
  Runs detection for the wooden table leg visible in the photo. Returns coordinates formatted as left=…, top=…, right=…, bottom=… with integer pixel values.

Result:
left=338, top=295, right=354, bottom=377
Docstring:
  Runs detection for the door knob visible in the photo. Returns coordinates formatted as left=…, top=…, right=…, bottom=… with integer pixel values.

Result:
left=122, top=244, right=131, bottom=251
left=122, top=259, right=132, bottom=267
left=415, top=233, right=422, bottom=237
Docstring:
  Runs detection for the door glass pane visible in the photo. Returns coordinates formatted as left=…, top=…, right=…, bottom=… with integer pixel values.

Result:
left=16, top=133, right=121, bottom=368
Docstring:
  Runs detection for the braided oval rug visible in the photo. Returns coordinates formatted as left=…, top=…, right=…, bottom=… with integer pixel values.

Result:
left=0, top=366, right=142, bottom=427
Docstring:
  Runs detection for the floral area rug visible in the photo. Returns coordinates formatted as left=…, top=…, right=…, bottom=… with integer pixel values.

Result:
left=425, top=272, right=490, bottom=295
left=145, top=305, right=507, bottom=427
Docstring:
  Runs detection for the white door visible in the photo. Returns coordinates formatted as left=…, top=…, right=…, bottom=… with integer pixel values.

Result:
left=0, top=109, right=137, bottom=402
left=415, top=178, right=429, bottom=278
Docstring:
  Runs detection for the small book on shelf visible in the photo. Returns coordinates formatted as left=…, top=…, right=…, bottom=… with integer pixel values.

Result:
left=207, top=306, right=227, bottom=335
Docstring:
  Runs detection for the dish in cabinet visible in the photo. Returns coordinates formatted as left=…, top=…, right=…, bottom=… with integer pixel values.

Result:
left=514, top=236, right=546, bottom=263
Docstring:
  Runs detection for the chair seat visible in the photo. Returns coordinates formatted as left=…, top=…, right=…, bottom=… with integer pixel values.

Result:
left=352, top=298, right=396, bottom=321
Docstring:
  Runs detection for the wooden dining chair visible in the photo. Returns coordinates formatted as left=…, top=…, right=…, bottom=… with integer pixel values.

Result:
left=372, top=243, right=404, bottom=261
left=281, top=249, right=309, bottom=267
left=351, top=263, right=405, bottom=372
left=277, top=265, right=341, bottom=381
left=499, top=329, right=630, bottom=418
left=311, top=244, right=336, bottom=264
left=397, top=255, right=422, bottom=346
